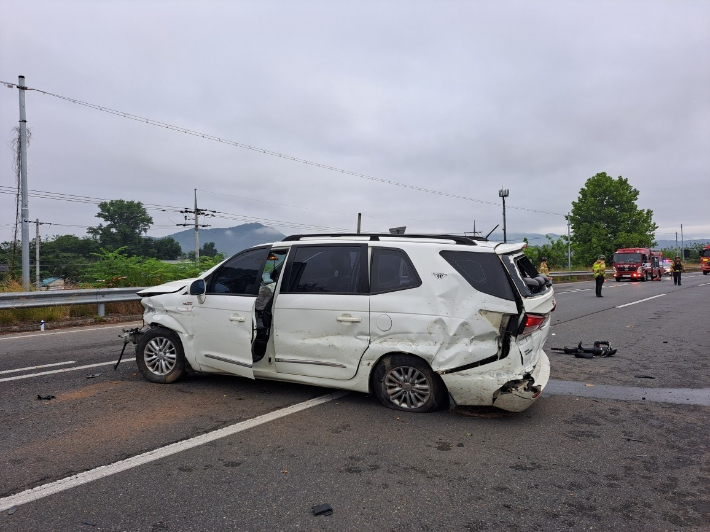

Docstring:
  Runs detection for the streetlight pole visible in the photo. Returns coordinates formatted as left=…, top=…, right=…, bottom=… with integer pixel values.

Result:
left=498, top=188, right=509, bottom=243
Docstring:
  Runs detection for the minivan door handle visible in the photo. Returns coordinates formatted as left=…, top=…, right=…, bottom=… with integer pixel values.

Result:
left=229, top=314, right=246, bottom=323
left=336, top=314, right=362, bottom=323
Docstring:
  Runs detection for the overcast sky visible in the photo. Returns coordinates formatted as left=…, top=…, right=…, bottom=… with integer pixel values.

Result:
left=1, top=0, right=708, bottom=249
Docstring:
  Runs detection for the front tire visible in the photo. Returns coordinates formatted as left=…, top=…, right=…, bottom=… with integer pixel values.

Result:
left=372, top=354, right=446, bottom=413
left=136, top=327, right=185, bottom=383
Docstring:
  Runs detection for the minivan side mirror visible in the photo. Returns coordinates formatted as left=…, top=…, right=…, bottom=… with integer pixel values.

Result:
left=189, top=279, right=206, bottom=295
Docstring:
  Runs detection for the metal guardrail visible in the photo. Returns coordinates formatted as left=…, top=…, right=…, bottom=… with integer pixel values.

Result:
left=0, top=287, right=145, bottom=316
left=0, top=271, right=601, bottom=315
left=549, top=270, right=597, bottom=277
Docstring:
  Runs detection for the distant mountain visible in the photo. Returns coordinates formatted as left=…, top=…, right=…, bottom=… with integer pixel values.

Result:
left=484, top=233, right=709, bottom=249
left=166, top=223, right=286, bottom=257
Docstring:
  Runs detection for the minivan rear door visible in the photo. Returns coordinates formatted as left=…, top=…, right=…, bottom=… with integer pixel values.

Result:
left=272, top=244, right=370, bottom=380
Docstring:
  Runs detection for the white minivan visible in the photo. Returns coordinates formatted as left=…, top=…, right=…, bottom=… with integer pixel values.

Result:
left=125, top=234, right=555, bottom=413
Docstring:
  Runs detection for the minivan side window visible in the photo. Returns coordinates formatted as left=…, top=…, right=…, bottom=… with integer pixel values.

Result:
left=282, top=245, right=367, bottom=294
left=440, top=250, right=516, bottom=301
left=371, top=248, right=421, bottom=294
left=206, top=247, right=270, bottom=295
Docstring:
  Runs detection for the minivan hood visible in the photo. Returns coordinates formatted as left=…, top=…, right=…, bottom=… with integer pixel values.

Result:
left=137, top=278, right=196, bottom=297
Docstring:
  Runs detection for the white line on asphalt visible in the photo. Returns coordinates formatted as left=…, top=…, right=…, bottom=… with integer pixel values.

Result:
left=0, top=323, right=142, bottom=341
left=0, top=390, right=348, bottom=512
left=0, top=359, right=133, bottom=383
left=0, top=361, right=76, bottom=375
left=615, top=294, right=666, bottom=308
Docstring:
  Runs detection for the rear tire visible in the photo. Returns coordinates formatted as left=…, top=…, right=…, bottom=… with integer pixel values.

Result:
left=372, top=354, right=446, bottom=413
left=136, top=327, right=185, bottom=383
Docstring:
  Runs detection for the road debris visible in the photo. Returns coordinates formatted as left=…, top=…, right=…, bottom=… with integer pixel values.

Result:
left=312, top=503, right=333, bottom=516
left=37, top=394, right=55, bottom=400
left=550, top=341, right=617, bottom=358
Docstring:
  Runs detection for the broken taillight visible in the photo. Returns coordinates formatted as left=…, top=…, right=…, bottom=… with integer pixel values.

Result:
left=521, top=313, right=547, bottom=335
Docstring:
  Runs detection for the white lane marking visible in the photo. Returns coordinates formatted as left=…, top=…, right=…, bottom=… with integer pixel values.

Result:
left=0, top=359, right=133, bottom=383
left=616, top=294, right=666, bottom=308
left=0, top=390, right=348, bottom=512
left=0, top=323, right=142, bottom=341
left=0, top=361, right=76, bottom=375
left=555, top=288, right=592, bottom=294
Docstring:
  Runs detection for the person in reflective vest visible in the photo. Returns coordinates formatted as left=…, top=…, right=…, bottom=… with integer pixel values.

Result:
left=593, top=255, right=606, bottom=297
left=539, top=256, right=550, bottom=280
left=671, top=256, right=685, bottom=285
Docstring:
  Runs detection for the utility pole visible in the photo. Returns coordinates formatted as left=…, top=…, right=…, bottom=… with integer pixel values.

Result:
left=465, top=221, right=482, bottom=239
left=35, top=218, right=40, bottom=288
left=178, top=189, right=212, bottom=266
left=26, top=219, right=49, bottom=288
left=681, top=224, right=684, bottom=260
left=18, top=75, right=30, bottom=291
left=567, top=212, right=571, bottom=270
left=194, top=189, right=199, bottom=262
left=357, top=213, right=361, bottom=234
left=498, top=188, right=509, bottom=243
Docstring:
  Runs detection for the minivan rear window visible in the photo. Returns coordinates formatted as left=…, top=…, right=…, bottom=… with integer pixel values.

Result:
left=501, top=253, right=550, bottom=297
left=440, top=251, right=515, bottom=301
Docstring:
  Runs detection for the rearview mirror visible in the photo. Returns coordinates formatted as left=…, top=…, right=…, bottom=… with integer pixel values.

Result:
left=189, top=279, right=206, bottom=295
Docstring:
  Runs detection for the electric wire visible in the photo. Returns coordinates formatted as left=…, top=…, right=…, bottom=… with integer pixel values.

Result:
left=0, top=186, right=348, bottom=234
left=1, top=81, right=565, bottom=217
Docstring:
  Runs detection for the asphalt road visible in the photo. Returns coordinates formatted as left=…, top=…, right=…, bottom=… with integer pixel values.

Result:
left=1, top=273, right=708, bottom=531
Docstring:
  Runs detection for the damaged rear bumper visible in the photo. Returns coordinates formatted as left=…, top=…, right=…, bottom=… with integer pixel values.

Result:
left=439, top=351, right=550, bottom=412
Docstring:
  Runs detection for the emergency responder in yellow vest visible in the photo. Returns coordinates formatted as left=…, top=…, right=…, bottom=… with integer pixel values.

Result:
left=671, top=256, right=685, bottom=285
left=593, top=254, right=606, bottom=297
left=539, top=256, right=551, bottom=281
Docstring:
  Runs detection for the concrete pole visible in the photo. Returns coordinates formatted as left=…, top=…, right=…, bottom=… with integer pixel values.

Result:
left=19, top=75, right=30, bottom=291
left=35, top=219, right=40, bottom=288
left=681, top=224, right=684, bottom=260
left=567, top=213, right=571, bottom=270
left=194, top=189, right=199, bottom=265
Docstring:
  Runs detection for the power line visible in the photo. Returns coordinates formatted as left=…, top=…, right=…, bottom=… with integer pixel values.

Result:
left=0, top=81, right=565, bottom=217
left=0, top=185, right=348, bottom=233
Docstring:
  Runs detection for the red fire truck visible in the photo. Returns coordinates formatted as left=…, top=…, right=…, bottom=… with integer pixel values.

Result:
left=701, top=244, right=710, bottom=275
left=612, top=248, right=663, bottom=282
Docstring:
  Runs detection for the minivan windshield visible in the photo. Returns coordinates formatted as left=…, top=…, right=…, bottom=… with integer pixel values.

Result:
left=614, top=253, right=642, bottom=263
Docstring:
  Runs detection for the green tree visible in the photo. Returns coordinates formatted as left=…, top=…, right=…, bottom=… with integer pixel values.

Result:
left=569, top=172, right=657, bottom=266
left=200, top=242, right=219, bottom=257
left=87, top=200, right=153, bottom=256
left=524, top=235, right=571, bottom=269
left=139, top=236, right=183, bottom=260
left=36, top=235, right=100, bottom=281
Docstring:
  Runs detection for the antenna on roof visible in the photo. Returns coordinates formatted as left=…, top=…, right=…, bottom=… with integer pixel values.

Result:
left=485, top=224, right=499, bottom=240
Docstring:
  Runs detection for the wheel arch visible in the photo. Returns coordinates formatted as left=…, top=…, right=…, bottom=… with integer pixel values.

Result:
left=367, top=351, right=445, bottom=394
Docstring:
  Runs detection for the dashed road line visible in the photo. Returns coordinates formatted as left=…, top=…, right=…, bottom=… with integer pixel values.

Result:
left=0, top=391, right=348, bottom=512
left=0, top=322, right=142, bottom=341
left=615, top=294, right=666, bottom=308
left=0, top=359, right=133, bottom=383
left=0, top=361, right=76, bottom=375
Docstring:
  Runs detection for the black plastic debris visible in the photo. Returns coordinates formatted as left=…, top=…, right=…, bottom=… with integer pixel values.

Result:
left=550, top=341, right=617, bottom=358
left=86, top=373, right=102, bottom=379
left=7, top=505, right=17, bottom=515
left=634, top=375, right=655, bottom=379
left=312, top=503, right=333, bottom=516
left=37, top=394, right=55, bottom=400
